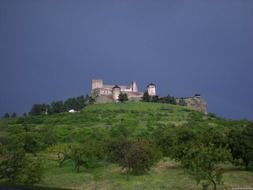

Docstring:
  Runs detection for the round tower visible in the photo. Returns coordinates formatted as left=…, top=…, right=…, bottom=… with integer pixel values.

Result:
left=112, top=85, right=121, bottom=101
left=147, top=83, right=156, bottom=96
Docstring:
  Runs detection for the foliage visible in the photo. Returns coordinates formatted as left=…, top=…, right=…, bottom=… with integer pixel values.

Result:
left=11, top=112, right=17, bottom=118
left=0, top=102, right=252, bottom=189
left=171, top=127, right=231, bottom=190
left=29, top=104, right=49, bottom=116
left=69, top=141, right=103, bottom=172
left=0, top=133, right=42, bottom=185
left=64, top=96, right=86, bottom=111
left=228, top=123, right=253, bottom=169
left=118, top=93, right=128, bottom=102
left=88, top=96, right=95, bottom=104
left=29, top=95, right=88, bottom=116
left=107, top=138, right=161, bottom=174
left=49, top=141, right=103, bottom=172
left=157, top=94, right=177, bottom=105
left=3, top=113, right=10, bottom=118
left=49, top=101, right=66, bottom=114
left=152, top=125, right=175, bottom=157
left=142, top=93, right=178, bottom=105
left=142, top=91, right=151, bottom=102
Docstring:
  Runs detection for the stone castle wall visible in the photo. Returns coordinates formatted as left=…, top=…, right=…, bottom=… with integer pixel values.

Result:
left=176, top=96, right=208, bottom=114
left=91, top=79, right=207, bottom=113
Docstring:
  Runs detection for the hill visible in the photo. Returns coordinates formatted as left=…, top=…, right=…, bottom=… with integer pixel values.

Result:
left=0, top=102, right=253, bottom=190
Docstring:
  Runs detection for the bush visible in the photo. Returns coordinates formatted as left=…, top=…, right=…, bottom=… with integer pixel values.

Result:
left=118, top=93, right=128, bottom=102
left=0, top=134, right=42, bottom=184
left=228, top=123, right=253, bottom=169
left=107, top=138, right=161, bottom=175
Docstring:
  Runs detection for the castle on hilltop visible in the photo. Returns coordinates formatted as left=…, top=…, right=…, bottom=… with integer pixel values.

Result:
left=90, top=79, right=208, bottom=113
left=91, top=79, right=156, bottom=103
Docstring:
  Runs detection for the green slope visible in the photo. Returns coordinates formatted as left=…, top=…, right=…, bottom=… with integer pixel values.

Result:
left=0, top=102, right=252, bottom=190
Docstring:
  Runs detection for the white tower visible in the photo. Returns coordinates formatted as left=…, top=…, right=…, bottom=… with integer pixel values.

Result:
left=132, top=81, right=138, bottom=92
left=147, top=83, right=156, bottom=96
left=91, top=79, right=103, bottom=90
left=112, top=85, right=121, bottom=101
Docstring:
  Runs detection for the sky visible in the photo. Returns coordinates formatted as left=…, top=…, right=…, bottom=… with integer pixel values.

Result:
left=0, top=0, right=253, bottom=120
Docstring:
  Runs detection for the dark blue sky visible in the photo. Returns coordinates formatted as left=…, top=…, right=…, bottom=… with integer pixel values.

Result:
left=0, top=0, right=253, bottom=120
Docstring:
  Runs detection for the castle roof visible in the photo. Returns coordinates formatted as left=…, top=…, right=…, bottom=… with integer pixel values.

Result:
left=112, top=85, right=121, bottom=89
left=147, top=83, right=155, bottom=87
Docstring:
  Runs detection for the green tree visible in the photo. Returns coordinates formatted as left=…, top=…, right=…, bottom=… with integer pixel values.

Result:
left=11, top=112, right=17, bottom=118
left=107, top=138, right=161, bottom=175
left=171, top=127, right=230, bottom=190
left=3, top=113, right=10, bottom=118
left=69, top=142, right=101, bottom=172
left=88, top=96, right=95, bottom=104
left=118, top=93, right=128, bottom=103
left=29, top=104, right=49, bottom=116
left=152, top=125, right=175, bottom=157
left=0, top=133, right=42, bottom=184
left=142, top=91, right=150, bottom=102
left=228, top=124, right=253, bottom=169
left=49, top=101, right=66, bottom=114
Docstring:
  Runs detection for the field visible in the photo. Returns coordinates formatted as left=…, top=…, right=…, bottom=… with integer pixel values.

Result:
left=0, top=102, right=252, bottom=190
left=39, top=158, right=253, bottom=190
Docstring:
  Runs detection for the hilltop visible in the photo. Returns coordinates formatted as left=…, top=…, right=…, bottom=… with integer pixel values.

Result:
left=0, top=102, right=253, bottom=190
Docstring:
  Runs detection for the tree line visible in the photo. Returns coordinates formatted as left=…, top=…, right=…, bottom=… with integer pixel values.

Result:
left=118, top=90, right=187, bottom=106
left=2, top=92, right=187, bottom=118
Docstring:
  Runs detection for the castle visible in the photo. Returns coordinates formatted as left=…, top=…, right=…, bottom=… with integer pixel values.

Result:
left=91, top=79, right=207, bottom=113
left=91, top=79, right=155, bottom=102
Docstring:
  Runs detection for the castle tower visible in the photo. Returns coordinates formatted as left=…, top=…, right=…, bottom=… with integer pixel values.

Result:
left=112, top=85, right=121, bottom=101
left=132, top=81, right=138, bottom=92
left=92, top=79, right=103, bottom=90
left=147, top=83, right=156, bottom=96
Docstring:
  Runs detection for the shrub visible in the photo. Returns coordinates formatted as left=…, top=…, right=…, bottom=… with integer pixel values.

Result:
left=107, top=138, right=161, bottom=175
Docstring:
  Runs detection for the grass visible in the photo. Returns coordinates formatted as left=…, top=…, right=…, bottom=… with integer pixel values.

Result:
left=1, top=102, right=252, bottom=189
left=39, top=158, right=253, bottom=190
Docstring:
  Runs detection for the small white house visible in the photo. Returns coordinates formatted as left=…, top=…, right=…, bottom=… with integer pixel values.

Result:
left=68, top=109, right=77, bottom=113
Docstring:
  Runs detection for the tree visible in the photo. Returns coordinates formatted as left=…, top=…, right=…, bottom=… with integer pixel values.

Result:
left=178, top=98, right=187, bottom=106
left=29, top=104, right=49, bottom=116
left=69, top=142, right=101, bottom=172
left=3, top=113, right=10, bottom=118
left=64, top=96, right=86, bottom=111
left=11, top=112, right=17, bottom=118
left=228, top=124, right=253, bottom=169
left=23, top=132, right=43, bottom=155
left=118, top=93, right=128, bottom=103
left=88, top=96, right=95, bottom=104
left=49, top=101, right=66, bottom=114
left=107, top=138, right=161, bottom=175
left=171, top=127, right=230, bottom=190
left=0, top=133, right=42, bottom=184
left=152, top=125, right=175, bottom=157
left=142, top=91, right=150, bottom=102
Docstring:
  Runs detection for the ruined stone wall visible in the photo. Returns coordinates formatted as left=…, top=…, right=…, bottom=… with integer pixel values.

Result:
left=177, top=96, right=208, bottom=114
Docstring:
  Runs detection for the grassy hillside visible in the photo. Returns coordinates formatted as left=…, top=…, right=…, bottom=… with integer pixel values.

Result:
left=0, top=102, right=252, bottom=190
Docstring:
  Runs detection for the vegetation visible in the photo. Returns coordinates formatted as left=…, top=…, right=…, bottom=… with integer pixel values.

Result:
left=118, top=93, right=128, bottom=103
left=29, top=95, right=88, bottom=116
left=0, top=102, right=253, bottom=190
left=107, top=138, right=161, bottom=175
left=142, top=92, right=178, bottom=105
